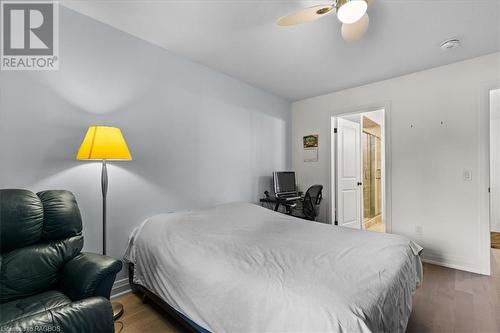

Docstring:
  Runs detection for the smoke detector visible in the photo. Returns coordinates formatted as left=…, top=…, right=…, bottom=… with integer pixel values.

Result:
left=440, top=38, right=461, bottom=50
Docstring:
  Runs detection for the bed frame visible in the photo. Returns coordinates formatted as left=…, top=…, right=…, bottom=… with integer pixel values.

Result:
left=128, top=264, right=204, bottom=333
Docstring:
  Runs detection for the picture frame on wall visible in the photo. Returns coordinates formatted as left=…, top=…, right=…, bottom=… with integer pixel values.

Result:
left=303, top=134, right=318, bottom=162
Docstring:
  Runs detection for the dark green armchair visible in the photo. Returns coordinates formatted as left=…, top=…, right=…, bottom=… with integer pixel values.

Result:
left=0, top=189, right=122, bottom=333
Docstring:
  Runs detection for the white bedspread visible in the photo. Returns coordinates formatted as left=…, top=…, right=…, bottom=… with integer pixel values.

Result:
left=124, top=202, right=422, bottom=333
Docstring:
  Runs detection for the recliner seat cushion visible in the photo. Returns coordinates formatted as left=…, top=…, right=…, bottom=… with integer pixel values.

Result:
left=2, top=296, right=114, bottom=333
left=0, top=290, right=71, bottom=325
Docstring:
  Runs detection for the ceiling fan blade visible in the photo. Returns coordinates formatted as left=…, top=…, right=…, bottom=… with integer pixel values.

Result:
left=341, top=13, right=369, bottom=42
left=277, top=5, right=334, bottom=26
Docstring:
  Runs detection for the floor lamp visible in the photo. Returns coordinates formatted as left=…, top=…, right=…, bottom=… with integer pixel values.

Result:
left=76, top=125, right=132, bottom=320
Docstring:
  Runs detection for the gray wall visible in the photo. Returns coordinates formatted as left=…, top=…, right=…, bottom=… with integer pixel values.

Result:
left=292, top=53, right=500, bottom=274
left=0, top=8, right=291, bottom=281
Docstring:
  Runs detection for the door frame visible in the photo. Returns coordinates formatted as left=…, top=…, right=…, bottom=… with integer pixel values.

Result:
left=479, top=80, right=500, bottom=275
left=329, top=102, right=392, bottom=233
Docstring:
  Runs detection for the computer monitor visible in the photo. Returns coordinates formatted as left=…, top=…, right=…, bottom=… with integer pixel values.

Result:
left=273, top=171, right=297, bottom=195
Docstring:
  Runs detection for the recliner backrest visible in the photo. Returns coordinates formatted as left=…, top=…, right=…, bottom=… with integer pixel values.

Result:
left=0, top=189, right=84, bottom=303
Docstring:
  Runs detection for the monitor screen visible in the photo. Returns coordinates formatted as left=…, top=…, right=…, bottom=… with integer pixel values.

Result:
left=273, top=171, right=296, bottom=194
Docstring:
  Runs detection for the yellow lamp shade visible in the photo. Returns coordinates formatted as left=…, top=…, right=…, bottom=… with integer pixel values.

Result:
left=76, top=126, right=132, bottom=160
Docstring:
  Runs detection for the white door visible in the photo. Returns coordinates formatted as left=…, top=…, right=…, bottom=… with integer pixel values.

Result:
left=336, top=118, right=362, bottom=229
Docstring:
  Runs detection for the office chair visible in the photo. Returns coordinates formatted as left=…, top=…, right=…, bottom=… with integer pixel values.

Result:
left=291, top=184, right=323, bottom=221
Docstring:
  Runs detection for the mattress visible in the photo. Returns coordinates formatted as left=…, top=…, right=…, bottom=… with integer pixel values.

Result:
left=124, top=202, right=422, bottom=333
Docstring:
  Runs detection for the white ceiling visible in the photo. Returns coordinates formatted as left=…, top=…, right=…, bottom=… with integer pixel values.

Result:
left=62, top=0, right=500, bottom=101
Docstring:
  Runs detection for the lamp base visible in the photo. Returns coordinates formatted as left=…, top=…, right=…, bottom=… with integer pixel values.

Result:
left=112, top=301, right=124, bottom=320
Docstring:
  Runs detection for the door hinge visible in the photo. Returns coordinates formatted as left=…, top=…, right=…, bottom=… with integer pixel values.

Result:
left=334, top=220, right=338, bottom=225
left=334, top=128, right=337, bottom=133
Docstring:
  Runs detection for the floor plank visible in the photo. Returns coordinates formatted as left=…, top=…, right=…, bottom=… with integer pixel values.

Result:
left=407, top=249, right=500, bottom=333
left=491, top=232, right=500, bottom=249
left=115, top=250, right=500, bottom=333
left=114, top=292, right=184, bottom=333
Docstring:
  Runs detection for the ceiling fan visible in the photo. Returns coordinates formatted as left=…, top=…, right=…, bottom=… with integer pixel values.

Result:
left=277, top=0, right=373, bottom=42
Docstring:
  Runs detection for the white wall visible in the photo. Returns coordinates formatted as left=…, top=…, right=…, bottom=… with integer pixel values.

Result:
left=0, top=7, right=291, bottom=285
left=292, top=53, right=500, bottom=274
left=491, top=89, right=500, bottom=232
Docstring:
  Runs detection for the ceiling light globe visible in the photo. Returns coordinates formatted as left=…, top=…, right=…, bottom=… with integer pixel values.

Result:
left=341, top=13, right=369, bottom=42
left=337, top=0, right=368, bottom=24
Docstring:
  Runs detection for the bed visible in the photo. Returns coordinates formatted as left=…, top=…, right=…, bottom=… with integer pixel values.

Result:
left=124, top=202, right=422, bottom=333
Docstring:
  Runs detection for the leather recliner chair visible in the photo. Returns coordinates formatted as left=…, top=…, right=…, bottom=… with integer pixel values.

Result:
left=0, top=189, right=122, bottom=333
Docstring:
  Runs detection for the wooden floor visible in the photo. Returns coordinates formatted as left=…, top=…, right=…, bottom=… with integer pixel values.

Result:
left=114, top=293, right=185, bottom=333
left=115, top=250, right=500, bottom=333
left=363, top=215, right=385, bottom=233
left=492, top=232, right=500, bottom=249
left=407, top=249, right=500, bottom=333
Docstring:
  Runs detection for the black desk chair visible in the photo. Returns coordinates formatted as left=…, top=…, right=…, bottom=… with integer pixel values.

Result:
left=291, top=185, right=323, bottom=221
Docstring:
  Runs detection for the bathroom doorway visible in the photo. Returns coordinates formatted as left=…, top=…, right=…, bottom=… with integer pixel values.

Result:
left=361, top=115, right=385, bottom=232
left=332, top=109, right=386, bottom=232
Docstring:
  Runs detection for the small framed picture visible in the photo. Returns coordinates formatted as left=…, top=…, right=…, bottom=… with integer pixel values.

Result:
left=303, top=134, right=319, bottom=162
left=303, top=134, right=319, bottom=148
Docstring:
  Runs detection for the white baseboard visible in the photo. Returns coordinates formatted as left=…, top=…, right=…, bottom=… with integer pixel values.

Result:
left=421, top=250, right=482, bottom=275
left=111, top=288, right=132, bottom=299
left=111, top=277, right=132, bottom=299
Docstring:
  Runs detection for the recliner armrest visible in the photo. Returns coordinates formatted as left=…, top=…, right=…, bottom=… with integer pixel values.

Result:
left=60, top=252, right=122, bottom=301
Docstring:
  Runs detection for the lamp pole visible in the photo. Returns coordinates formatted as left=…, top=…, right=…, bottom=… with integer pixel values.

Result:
left=100, top=159, right=124, bottom=320
left=101, top=159, right=108, bottom=255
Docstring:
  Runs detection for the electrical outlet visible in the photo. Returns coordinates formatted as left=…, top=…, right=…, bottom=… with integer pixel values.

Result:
left=415, top=225, right=423, bottom=236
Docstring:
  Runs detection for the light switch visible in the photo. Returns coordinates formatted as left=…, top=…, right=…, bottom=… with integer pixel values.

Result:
left=464, top=170, right=472, bottom=181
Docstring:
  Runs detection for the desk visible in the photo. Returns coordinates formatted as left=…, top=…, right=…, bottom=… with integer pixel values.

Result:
left=260, top=195, right=302, bottom=213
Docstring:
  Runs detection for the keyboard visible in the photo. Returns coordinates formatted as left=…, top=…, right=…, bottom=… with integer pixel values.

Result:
left=276, top=193, right=301, bottom=201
